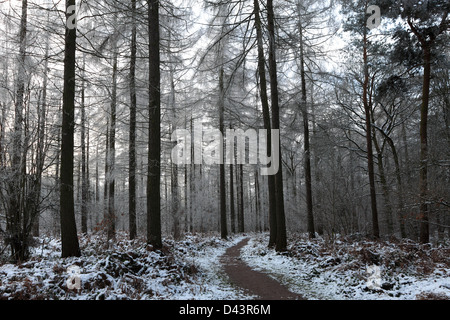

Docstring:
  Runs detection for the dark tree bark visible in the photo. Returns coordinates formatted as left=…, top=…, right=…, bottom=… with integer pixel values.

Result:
left=189, top=116, right=195, bottom=233
left=229, top=133, right=236, bottom=233
left=219, top=67, right=227, bottom=239
left=60, top=0, right=81, bottom=258
left=253, top=0, right=277, bottom=247
left=267, top=0, right=287, bottom=252
left=238, top=163, right=244, bottom=233
left=81, top=55, right=88, bottom=234
left=103, top=119, right=109, bottom=224
left=417, top=43, right=431, bottom=244
left=167, top=16, right=181, bottom=240
left=386, top=0, right=449, bottom=245
left=362, top=18, right=380, bottom=239
left=147, top=0, right=162, bottom=249
left=128, top=0, right=137, bottom=240
left=53, top=106, right=62, bottom=237
left=254, top=168, right=261, bottom=232
left=229, top=167, right=236, bottom=233
left=298, top=19, right=315, bottom=239
left=107, top=50, right=118, bottom=241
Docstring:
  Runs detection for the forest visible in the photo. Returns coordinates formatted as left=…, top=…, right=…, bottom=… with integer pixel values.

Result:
left=0, top=0, right=449, bottom=301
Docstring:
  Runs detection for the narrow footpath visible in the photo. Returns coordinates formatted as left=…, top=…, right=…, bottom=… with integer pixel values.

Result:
left=220, top=238, right=305, bottom=300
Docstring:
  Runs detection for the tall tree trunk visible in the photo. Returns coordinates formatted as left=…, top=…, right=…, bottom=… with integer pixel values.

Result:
left=418, top=46, right=431, bottom=244
left=406, top=10, right=449, bottom=243
left=86, top=124, right=91, bottom=230
left=267, top=0, right=287, bottom=251
left=81, top=55, right=88, bottom=234
left=6, top=0, right=27, bottom=262
left=128, top=0, right=137, bottom=240
left=22, top=91, right=31, bottom=253
left=310, top=78, right=324, bottom=235
left=235, top=148, right=242, bottom=233
left=238, top=163, right=244, bottom=233
left=189, top=116, right=195, bottom=233
left=60, top=0, right=81, bottom=257
left=253, top=0, right=277, bottom=247
left=0, top=104, right=5, bottom=169
left=219, top=67, right=227, bottom=239
left=103, top=119, right=109, bottom=225
left=255, top=167, right=261, bottom=232
left=298, top=18, right=315, bottom=239
left=362, top=18, right=380, bottom=239
left=107, top=49, right=118, bottom=241
left=171, top=127, right=180, bottom=239
left=184, top=151, right=189, bottom=233
left=147, top=0, right=162, bottom=249
left=405, top=20, right=430, bottom=241
left=229, top=126, right=236, bottom=233
left=53, top=106, right=62, bottom=237
left=167, top=6, right=181, bottom=240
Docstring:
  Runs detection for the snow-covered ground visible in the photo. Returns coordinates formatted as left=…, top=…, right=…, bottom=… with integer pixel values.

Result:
left=0, top=233, right=251, bottom=300
left=241, top=233, right=450, bottom=300
left=1, top=232, right=449, bottom=300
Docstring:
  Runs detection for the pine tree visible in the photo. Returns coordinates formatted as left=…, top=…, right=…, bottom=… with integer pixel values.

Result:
left=382, top=0, right=449, bottom=243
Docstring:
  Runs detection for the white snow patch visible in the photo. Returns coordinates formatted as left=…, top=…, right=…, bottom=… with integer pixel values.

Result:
left=240, top=233, right=450, bottom=300
left=0, top=233, right=252, bottom=300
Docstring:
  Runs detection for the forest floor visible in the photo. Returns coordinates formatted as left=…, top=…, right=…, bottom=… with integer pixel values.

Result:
left=0, top=231, right=449, bottom=300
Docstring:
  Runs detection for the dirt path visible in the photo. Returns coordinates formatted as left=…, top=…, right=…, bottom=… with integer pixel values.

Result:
left=220, top=238, right=305, bottom=300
